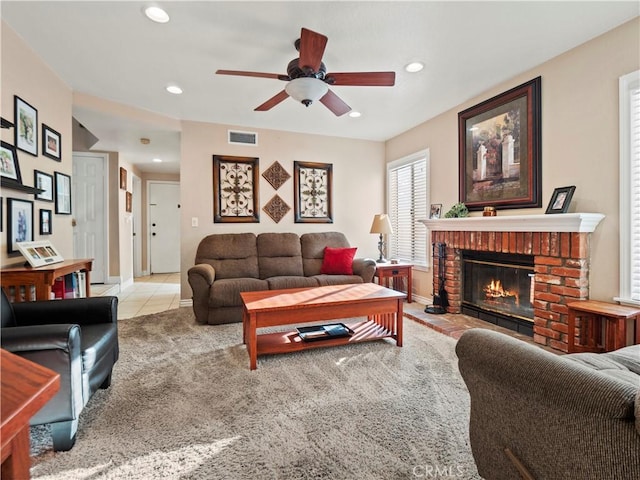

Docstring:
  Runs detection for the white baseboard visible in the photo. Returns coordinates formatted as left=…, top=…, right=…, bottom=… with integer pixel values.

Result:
left=180, top=298, right=193, bottom=308
left=120, top=277, right=135, bottom=291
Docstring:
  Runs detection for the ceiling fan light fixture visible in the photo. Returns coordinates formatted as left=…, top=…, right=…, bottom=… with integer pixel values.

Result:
left=348, top=111, right=361, bottom=118
left=144, top=6, right=170, bottom=23
left=285, top=78, right=328, bottom=107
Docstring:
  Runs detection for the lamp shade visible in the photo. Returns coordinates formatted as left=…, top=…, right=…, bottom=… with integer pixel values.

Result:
left=285, top=78, right=329, bottom=106
left=370, top=214, right=393, bottom=234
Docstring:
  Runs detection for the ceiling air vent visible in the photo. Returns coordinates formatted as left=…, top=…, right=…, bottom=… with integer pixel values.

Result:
left=228, top=130, right=258, bottom=146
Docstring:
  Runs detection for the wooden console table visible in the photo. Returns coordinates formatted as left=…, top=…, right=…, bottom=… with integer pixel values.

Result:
left=567, top=300, right=640, bottom=353
left=1, top=258, right=92, bottom=302
left=374, top=262, right=413, bottom=303
left=1, top=349, right=60, bottom=479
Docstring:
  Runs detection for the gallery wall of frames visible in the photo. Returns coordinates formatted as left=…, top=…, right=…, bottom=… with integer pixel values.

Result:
left=1, top=95, right=69, bottom=257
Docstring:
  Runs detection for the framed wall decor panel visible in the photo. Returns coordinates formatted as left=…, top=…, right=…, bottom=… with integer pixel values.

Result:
left=458, top=76, right=541, bottom=211
left=294, top=161, right=333, bottom=223
left=213, top=155, right=259, bottom=223
left=14, top=96, right=38, bottom=156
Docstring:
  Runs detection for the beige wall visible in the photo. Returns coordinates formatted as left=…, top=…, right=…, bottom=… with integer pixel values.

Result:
left=386, top=17, right=640, bottom=302
left=4, top=17, right=638, bottom=305
left=1, top=23, right=73, bottom=265
left=180, top=120, right=386, bottom=298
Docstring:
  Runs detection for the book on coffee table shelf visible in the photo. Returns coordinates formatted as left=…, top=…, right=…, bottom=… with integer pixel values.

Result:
left=296, top=323, right=354, bottom=342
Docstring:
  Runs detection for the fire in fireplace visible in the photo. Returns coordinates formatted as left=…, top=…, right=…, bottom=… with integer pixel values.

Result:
left=462, top=250, right=534, bottom=335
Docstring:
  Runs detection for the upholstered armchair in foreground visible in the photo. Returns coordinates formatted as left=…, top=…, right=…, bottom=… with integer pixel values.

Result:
left=456, top=328, right=640, bottom=479
left=0, top=289, right=119, bottom=451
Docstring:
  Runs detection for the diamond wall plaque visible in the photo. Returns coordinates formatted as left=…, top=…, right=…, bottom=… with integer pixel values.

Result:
left=262, top=161, right=291, bottom=190
left=263, top=194, right=290, bottom=223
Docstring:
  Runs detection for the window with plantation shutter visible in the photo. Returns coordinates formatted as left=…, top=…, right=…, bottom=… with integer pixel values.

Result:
left=617, top=70, right=640, bottom=305
left=387, top=150, right=429, bottom=267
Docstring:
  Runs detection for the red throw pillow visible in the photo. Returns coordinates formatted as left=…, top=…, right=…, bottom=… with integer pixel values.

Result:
left=320, top=247, right=357, bottom=275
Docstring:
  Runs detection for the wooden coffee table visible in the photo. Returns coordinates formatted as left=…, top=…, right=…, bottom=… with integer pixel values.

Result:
left=241, top=283, right=406, bottom=370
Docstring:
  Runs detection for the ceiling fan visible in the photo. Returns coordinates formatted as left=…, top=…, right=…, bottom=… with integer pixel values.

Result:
left=216, top=27, right=395, bottom=116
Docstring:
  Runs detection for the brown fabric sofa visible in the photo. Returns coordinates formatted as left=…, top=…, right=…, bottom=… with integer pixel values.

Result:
left=188, top=232, right=376, bottom=325
left=456, top=328, right=640, bottom=479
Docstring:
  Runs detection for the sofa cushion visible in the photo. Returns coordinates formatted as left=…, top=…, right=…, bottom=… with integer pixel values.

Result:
left=210, top=278, right=269, bottom=307
left=565, top=345, right=640, bottom=387
left=313, top=274, right=365, bottom=287
left=266, top=276, right=319, bottom=290
left=301, top=232, right=352, bottom=276
left=257, top=233, right=304, bottom=279
left=321, top=247, right=357, bottom=275
left=195, top=233, right=259, bottom=280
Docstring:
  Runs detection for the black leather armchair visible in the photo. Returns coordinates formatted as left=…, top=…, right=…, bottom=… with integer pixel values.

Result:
left=0, top=289, right=119, bottom=451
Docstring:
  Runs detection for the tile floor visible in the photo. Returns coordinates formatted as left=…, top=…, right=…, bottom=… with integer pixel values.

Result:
left=91, top=273, right=181, bottom=320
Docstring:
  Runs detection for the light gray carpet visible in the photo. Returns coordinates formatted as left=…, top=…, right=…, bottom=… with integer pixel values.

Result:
left=30, top=308, right=480, bottom=479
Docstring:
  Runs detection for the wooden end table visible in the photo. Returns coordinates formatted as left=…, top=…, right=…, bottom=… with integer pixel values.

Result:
left=241, top=283, right=406, bottom=370
left=374, top=262, right=413, bottom=303
left=1, top=349, right=60, bottom=479
left=567, top=300, right=640, bottom=353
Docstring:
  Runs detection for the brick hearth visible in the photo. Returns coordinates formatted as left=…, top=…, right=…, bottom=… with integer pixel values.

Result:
left=421, top=214, right=604, bottom=353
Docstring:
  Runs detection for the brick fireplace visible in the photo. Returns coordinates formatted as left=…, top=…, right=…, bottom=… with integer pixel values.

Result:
left=421, top=214, right=604, bottom=352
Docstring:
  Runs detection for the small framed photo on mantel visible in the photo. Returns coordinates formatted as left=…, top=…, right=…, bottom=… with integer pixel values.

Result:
left=545, top=186, right=576, bottom=214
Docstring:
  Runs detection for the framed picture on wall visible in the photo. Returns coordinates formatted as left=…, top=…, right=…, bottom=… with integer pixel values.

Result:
left=458, top=77, right=541, bottom=211
left=7, top=197, right=34, bottom=254
left=14, top=96, right=38, bottom=156
left=120, top=167, right=127, bottom=190
left=293, top=161, right=333, bottom=223
left=126, top=191, right=132, bottom=213
left=0, top=141, right=22, bottom=183
left=34, top=170, right=54, bottom=202
left=42, top=124, right=62, bottom=161
left=54, top=171, right=72, bottom=214
left=39, top=208, right=52, bottom=235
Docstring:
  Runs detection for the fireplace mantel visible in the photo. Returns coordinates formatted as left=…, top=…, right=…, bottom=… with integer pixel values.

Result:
left=420, top=213, right=604, bottom=233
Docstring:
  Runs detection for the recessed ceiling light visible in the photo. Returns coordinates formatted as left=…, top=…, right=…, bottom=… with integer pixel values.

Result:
left=348, top=111, right=361, bottom=118
left=405, top=62, right=424, bottom=73
left=152, top=158, right=163, bottom=163
left=166, top=85, right=183, bottom=95
left=144, top=6, right=170, bottom=24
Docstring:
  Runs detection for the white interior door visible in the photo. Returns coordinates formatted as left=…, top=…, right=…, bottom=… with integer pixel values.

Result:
left=149, top=181, right=180, bottom=273
left=72, top=152, right=107, bottom=284
left=132, top=175, right=142, bottom=277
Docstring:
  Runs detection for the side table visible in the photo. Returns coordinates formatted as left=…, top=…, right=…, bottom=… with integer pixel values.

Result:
left=1, top=349, right=60, bottom=479
left=567, top=300, right=640, bottom=353
left=374, top=262, right=412, bottom=303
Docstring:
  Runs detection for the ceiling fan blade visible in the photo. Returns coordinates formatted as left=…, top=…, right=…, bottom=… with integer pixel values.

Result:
left=255, top=90, right=290, bottom=111
left=216, top=70, right=289, bottom=81
left=326, top=72, right=396, bottom=86
left=319, top=89, right=351, bottom=117
left=298, top=28, right=328, bottom=72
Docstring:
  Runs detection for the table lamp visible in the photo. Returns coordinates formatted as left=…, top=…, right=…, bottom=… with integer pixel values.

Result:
left=370, top=214, right=393, bottom=263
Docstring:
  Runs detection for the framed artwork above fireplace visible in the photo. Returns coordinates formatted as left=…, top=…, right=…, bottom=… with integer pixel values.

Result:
left=458, top=77, right=542, bottom=211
